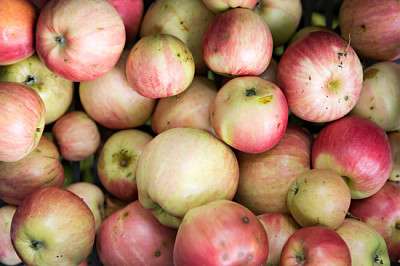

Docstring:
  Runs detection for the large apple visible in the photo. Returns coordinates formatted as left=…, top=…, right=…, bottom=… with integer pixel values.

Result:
left=136, top=127, right=239, bottom=228
left=312, top=115, right=392, bottom=199
left=335, top=218, right=391, bottom=266
left=96, top=200, right=177, bottom=266
left=202, top=7, right=273, bottom=77
left=79, top=50, right=156, bottom=130
left=211, top=76, right=288, bottom=154
left=174, top=200, right=269, bottom=266
left=0, top=205, right=21, bottom=266
left=35, top=0, right=126, bottom=82
left=388, top=132, right=400, bottom=182
left=11, top=187, right=96, bottom=266
left=0, top=0, right=37, bottom=65
left=202, top=0, right=258, bottom=13
left=278, top=31, right=363, bottom=123
left=0, top=53, right=74, bottom=124
left=280, top=226, right=351, bottom=265
left=0, top=82, right=46, bottom=162
left=234, top=124, right=313, bottom=215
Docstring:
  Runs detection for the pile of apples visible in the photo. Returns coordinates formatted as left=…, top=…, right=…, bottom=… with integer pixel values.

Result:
left=1, top=0, right=400, bottom=265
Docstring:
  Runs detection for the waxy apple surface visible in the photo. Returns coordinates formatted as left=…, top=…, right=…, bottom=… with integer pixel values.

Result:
left=202, top=0, right=258, bottom=13
left=388, top=132, right=400, bottom=182
left=0, top=205, right=21, bottom=266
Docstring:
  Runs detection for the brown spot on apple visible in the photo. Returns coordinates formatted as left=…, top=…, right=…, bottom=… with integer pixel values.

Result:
left=344, top=95, right=349, bottom=101
left=258, top=95, right=273, bottom=104
left=364, top=68, right=379, bottom=80
left=360, top=24, right=366, bottom=31
left=242, top=217, right=249, bottom=223
left=155, top=250, right=161, bottom=257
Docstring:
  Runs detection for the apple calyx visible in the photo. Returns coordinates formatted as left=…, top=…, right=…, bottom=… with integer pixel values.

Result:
left=296, top=253, right=306, bottom=264
left=246, top=88, right=257, bottom=97
left=54, top=35, right=66, bottom=46
left=30, top=240, right=43, bottom=250
left=373, top=254, right=385, bottom=265
left=24, top=75, right=38, bottom=86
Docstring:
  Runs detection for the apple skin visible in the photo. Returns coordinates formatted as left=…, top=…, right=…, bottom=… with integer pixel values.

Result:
left=288, top=25, right=337, bottom=45
left=10, top=187, right=96, bottom=266
left=31, top=0, right=50, bottom=10
left=312, top=115, right=392, bottom=199
left=126, top=34, right=195, bottom=99
left=97, top=129, right=153, bottom=202
left=0, top=0, right=37, bottom=65
left=0, top=82, right=46, bottom=162
left=104, top=194, right=130, bottom=219
left=96, top=200, right=177, bottom=266
left=35, top=0, right=126, bottom=82
left=173, top=200, right=269, bottom=266
left=348, top=181, right=400, bottom=261
left=0, top=205, right=21, bottom=266
left=0, top=53, right=74, bottom=125
left=280, top=226, right=351, bottom=266
left=79, top=50, right=156, bottom=130
left=52, top=111, right=101, bottom=161
left=278, top=31, right=363, bottom=123
left=234, top=124, right=313, bottom=215
left=287, top=168, right=351, bottom=229
left=257, top=213, right=300, bottom=266
left=388, top=132, right=400, bottom=182
left=350, top=61, right=400, bottom=132
left=202, top=0, right=258, bottom=13
left=140, top=0, right=215, bottom=74
left=136, top=127, right=239, bottom=228
left=339, top=0, right=400, bottom=62
left=335, top=218, right=391, bottom=266
left=151, top=76, right=218, bottom=135
left=211, top=76, right=288, bottom=154
left=202, top=7, right=273, bottom=77
left=0, top=135, right=64, bottom=206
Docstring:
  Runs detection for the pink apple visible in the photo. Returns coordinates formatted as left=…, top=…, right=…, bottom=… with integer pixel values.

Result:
left=202, top=7, right=273, bottom=77
left=11, top=187, right=95, bottom=266
left=0, top=82, right=46, bottom=162
left=174, top=200, right=269, bottom=266
left=278, top=31, right=363, bottom=122
left=35, top=0, right=126, bottom=82
left=312, top=115, right=393, bottom=199
left=280, top=226, right=351, bottom=265
left=126, top=34, right=195, bottom=99
left=0, top=205, right=21, bottom=265
left=211, top=76, right=288, bottom=154
left=0, top=0, right=37, bottom=65
left=96, top=200, right=177, bottom=266
left=202, top=0, right=258, bottom=13
left=52, top=111, right=101, bottom=161
left=257, top=213, right=300, bottom=266
left=79, top=50, right=156, bottom=130
left=388, top=132, right=400, bottom=182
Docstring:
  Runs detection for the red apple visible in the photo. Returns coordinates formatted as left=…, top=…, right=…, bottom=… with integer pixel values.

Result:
left=211, top=76, right=288, bottom=154
left=202, top=7, right=273, bottom=77
left=96, top=200, right=177, bottom=266
left=35, top=0, right=126, bottom=82
left=0, top=82, right=46, bottom=162
left=0, top=205, right=21, bottom=265
left=278, top=31, right=363, bottom=123
left=312, top=115, right=392, bottom=199
left=126, top=34, right=195, bottom=99
left=174, top=200, right=269, bottom=266
left=202, top=0, right=258, bottom=13
left=0, top=0, right=37, bottom=65
left=280, top=226, right=351, bottom=265
left=52, top=111, right=101, bottom=161
left=388, top=132, right=400, bottom=182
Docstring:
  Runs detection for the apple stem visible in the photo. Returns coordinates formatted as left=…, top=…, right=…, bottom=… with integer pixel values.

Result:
left=346, top=212, right=360, bottom=221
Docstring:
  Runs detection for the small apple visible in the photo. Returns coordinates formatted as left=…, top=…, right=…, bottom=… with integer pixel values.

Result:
left=388, top=132, right=400, bottom=182
left=0, top=205, right=21, bottom=266
left=202, top=0, right=258, bottom=13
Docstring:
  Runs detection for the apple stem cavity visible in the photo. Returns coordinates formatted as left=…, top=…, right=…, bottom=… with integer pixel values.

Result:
left=54, top=35, right=66, bottom=46
left=296, top=253, right=306, bottom=264
left=396, top=222, right=400, bottom=230
left=341, top=175, right=350, bottom=185
left=246, top=88, right=257, bottom=97
left=30, top=240, right=43, bottom=250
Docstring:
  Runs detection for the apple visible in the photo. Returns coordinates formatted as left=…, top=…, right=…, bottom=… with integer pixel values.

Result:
left=388, top=132, right=400, bottom=182
left=0, top=53, right=74, bottom=124
left=280, top=226, right=351, bottom=265
left=339, top=0, right=400, bottom=62
left=211, top=76, right=288, bottom=154
left=174, top=200, right=269, bottom=266
left=52, top=111, right=101, bottom=161
left=35, top=0, right=126, bottom=82
left=234, top=124, right=313, bottom=215
left=288, top=25, right=337, bottom=45
left=97, top=129, right=153, bottom=202
left=335, top=218, right=391, bottom=266
left=103, top=194, right=130, bottom=219
left=0, top=0, right=37, bottom=65
left=350, top=61, right=400, bottom=132
left=0, top=135, right=64, bottom=206
left=136, top=127, right=239, bottom=228
left=202, top=0, right=258, bottom=13
left=140, top=0, right=215, bottom=74
left=126, top=34, right=195, bottom=99
left=202, top=7, right=273, bottom=77
left=0, top=205, right=21, bottom=266
left=254, top=0, right=303, bottom=47
left=0, top=82, right=46, bottom=162
left=287, top=168, right=351, bottom=229
left=79, top=50, right=156, bottom=130
left=11, top=187, right=96, bottom=266
left=151, top=75, right=218, bottom=135
left=257, top=213, right=300, bottom=266
left=312, top=115, right=393, bottom=199
left=96, top=200, right=177, bottom=266
left=278, top=31, right=363, bottom=123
